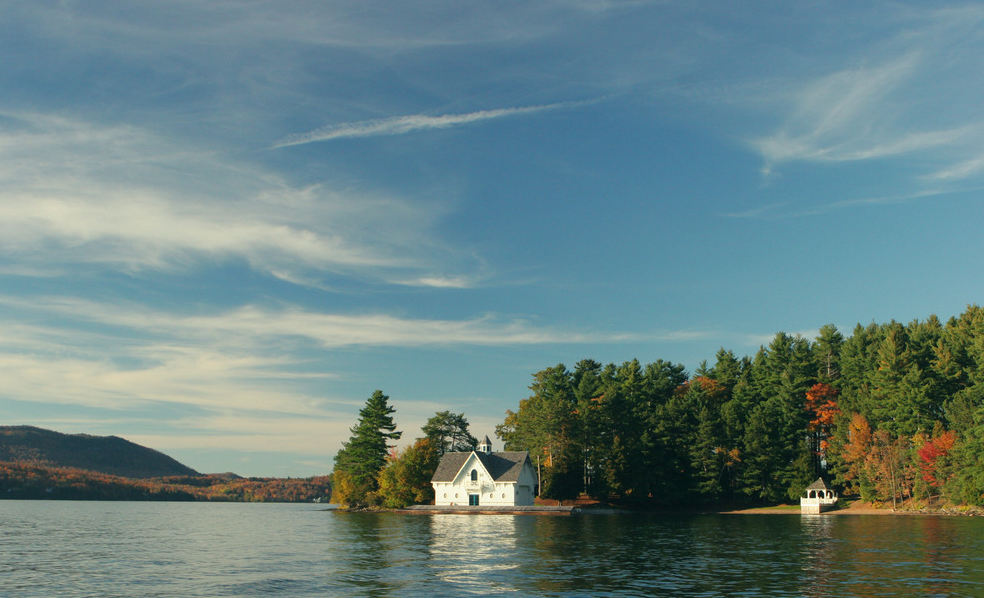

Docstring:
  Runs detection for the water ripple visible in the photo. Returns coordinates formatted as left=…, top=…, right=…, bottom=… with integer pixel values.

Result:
left=3, top=502, right=984, bottom=597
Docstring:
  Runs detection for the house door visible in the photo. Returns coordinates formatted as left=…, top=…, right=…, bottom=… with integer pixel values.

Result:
left=468, top=494, right=480, bottom=506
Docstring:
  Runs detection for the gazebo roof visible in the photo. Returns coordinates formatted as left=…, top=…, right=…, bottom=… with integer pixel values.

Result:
left=805, top=477, right=832, bottom=491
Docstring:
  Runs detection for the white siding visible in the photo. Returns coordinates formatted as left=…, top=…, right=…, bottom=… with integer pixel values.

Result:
left=431, top=452, right=538, bottom=507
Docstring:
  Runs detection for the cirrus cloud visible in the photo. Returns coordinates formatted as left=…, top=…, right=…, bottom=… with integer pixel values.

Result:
left=0, top=110, right=474, bottom=287
left=272, top=101, right=590, bottom=147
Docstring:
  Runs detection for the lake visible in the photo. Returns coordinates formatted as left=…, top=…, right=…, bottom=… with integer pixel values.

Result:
left=2, top=501, right=983, bottom=597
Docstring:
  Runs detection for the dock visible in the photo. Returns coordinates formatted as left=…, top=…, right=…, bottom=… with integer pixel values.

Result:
left=396, top=505, right=580, bottom=515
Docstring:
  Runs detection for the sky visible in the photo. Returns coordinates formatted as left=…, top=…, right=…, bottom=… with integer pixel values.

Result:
left=2, top=1, right=984, bottom=477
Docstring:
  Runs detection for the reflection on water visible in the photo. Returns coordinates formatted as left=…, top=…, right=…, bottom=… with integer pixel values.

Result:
left=426, top=515, right=520, bottom=591
left=796, top=515, right=984, bottom=598
left=3, top=501, right=984, bottom=598
left=799, top=514, right=837, bottom=597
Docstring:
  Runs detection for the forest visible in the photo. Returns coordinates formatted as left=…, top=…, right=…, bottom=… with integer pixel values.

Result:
left=496, top=305, right=984, bottom=508
left=0, top=462, right=331, bottom=502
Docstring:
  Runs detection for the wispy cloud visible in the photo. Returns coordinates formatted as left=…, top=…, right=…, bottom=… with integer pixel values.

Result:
left=721, top=202, right=789, bottom=219
left=723, top=188, right=955, bottom=220
left=753, top=54, right=930, bottom=172
left=0, top=348, right=325, bottom=412
left=128, top=413, right=353, bottom=455
left=396, top=275, right=483, bottom=289
left=17, top=0, right=656, bottom=56
left=926, top=153, right=984, bottom=182
left=0, top=293, right=647, bottom=460
left=751, top=5, right=984, bottom=180
left=0, top=111, right=472, bottom=286
left=0, top=193, right=407, bottom=271
left=0, top=295, right=641, bottom=350
left=273, top=101, right=586, bottom=147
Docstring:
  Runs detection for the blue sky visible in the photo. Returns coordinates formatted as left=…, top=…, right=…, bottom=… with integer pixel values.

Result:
left=2, top=1, right=983, bottom=477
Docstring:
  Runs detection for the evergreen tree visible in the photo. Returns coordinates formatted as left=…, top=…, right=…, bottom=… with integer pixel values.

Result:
left=422, top=411, right=477, bottom=456
left=573, top=359, right=605, bottom=496
left=815, top=324, right=844, bottom=384
left=707, top=348, right=745, bottom=392
left=838, top=322, right=880, bottom=418
left=741, top=399, right=786, bottom=502
left=331, top=390, right=401, bottom=506
left=497, top=364, right=582, bottom=501
left=690, top=405, right=724, bottom=501
left=946, top=411, right=984, bottom=506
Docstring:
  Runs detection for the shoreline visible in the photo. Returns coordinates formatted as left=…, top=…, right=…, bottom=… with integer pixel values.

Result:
left=715, top=501, right=984, bottom=517
left=534, top=497, right=984, bottom=517
left=333, top=498, right=984, bottom=517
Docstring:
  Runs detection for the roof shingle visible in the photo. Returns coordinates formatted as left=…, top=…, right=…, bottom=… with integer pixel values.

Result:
left=430, top=450, right=531, bottom=483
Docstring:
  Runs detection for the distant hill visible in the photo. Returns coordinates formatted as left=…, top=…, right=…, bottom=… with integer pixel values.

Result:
left=0, top=426, right=199, bottom=479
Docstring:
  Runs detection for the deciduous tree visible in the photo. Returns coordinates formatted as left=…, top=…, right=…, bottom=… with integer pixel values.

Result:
left=377, top=438, right=441, bottom=508
left=805, top=382, right=839, bottom=474
left=917, top=425, right=956, bottom=494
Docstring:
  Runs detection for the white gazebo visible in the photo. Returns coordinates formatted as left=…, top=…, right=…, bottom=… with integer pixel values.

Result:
left=800, top=478, right=838, bottom=514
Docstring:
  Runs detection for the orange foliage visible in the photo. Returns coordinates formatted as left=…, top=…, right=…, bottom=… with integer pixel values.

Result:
left=717, top=447, right=741, bottom=467
left=805, top=383, right=840, bottom=431
left=805, top=383, right=840, bottom=460
left=917, top=430, right=957, bottom=489
left=841, top=413, right=872, bottom=485
left=674, top=376, right=728, bottom=401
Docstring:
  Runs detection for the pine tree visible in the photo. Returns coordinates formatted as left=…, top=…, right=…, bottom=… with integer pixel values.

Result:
left=815, top=324, right=844, bottom=384
left=331, top=390, right=401, bottom=506
left=946, top=410, right=984, bottom=505
left=422, top=411, right=477, bottom=456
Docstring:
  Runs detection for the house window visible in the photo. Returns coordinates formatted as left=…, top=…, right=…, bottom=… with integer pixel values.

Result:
left=469, top=494, right=480, bottom=506
left=470, top=469, right=478, bottom=482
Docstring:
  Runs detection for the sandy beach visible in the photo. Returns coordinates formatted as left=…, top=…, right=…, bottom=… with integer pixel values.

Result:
left=719, top=500, right=984, bottom=516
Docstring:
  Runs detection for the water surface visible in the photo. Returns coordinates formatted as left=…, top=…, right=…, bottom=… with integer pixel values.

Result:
left=2, top=501, right=982, bottom=597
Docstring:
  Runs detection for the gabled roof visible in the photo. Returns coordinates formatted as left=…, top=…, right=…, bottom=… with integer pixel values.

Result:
left=476, top=451, right=531, bottom=482
left=430, top=450, right=532, bottom=483
left=805, top=477, right=832, bottom=491
left=431, top=452, right=470, bottom=482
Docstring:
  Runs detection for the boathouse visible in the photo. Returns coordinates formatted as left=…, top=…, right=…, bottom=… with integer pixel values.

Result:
left=430, top=436, right=537, bottom=507
left=800, top=478, right=838, bottom=514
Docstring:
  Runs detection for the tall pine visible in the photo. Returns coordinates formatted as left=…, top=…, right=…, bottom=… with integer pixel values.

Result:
left=331, top=390, right=401, bottom=506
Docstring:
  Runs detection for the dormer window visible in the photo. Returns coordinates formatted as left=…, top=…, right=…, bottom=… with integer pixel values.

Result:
left=470, top=469, right=478, bottom=482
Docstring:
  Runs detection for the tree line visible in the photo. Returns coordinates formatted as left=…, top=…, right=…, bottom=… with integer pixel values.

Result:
left=330, top=390, right=478, bottom=508
left=496, top=305, right=984, bottom=508
left=0, top=462, right=332, bottom=502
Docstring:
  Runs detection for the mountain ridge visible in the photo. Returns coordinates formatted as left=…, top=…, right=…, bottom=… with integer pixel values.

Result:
left=0, top=426, right=200, bottom=479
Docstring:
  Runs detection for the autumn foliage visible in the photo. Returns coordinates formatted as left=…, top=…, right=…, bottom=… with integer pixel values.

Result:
left=805, top=383, right=839, bottom=458
left=0, top=462, right=330, bottom=502
left=917, top=428, right=956, bottom=489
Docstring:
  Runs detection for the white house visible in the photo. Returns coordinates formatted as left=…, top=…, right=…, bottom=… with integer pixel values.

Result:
left=800, top=478, right=838, bottom=514
left=430, top=436, right=538, bottom=507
